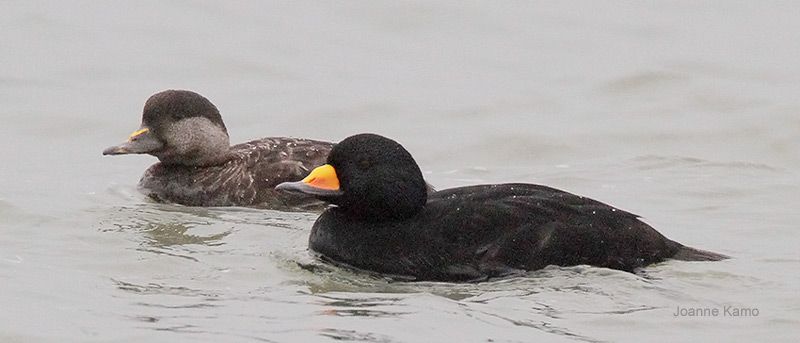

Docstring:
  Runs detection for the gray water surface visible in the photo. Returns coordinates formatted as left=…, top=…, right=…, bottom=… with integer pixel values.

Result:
left=1, top=2, right=799, bottom=342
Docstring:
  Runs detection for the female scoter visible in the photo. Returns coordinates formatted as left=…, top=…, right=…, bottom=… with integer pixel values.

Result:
left=276, top=133, right=727, bottom=281
left=103, top=90, right=332, bottom=210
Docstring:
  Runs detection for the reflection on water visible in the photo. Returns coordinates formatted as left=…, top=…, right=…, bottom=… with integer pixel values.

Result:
left=94, top=204, right=233, bottom=261
left=140, top=223, right=229, bottom=248
left=113, top=279, right=220, bottom=299
left=315, top=294, right=409, bottom=319
left=318, top=328, right=399, bottom=342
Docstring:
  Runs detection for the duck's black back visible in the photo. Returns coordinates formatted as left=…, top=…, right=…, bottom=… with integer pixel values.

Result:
left=309, top=183, right=684, bottom=281
left=139, top=137, right=332, bottom=210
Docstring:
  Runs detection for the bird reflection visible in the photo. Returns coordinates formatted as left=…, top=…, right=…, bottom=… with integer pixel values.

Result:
left=140, top=222, right=230, bottom=248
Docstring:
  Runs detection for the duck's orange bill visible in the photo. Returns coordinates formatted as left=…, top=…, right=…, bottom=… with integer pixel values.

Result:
left=128, top=128, right=149, bottom=141
left=301, top=164, right=340, bottom=191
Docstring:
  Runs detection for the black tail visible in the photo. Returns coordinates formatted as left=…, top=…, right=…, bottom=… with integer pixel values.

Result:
left=672, top=245, right=729, bottom=261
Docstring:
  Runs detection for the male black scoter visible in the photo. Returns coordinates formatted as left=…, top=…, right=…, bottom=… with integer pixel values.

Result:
left=103, top=90, right=332, bottom=210
left=276, top=133, right=727, bottom=281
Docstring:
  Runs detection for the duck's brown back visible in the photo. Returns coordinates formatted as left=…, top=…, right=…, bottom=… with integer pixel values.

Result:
left=139, top=137, right=332, bottom=210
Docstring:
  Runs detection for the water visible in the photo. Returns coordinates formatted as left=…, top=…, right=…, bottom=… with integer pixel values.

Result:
left=1, top=1, right=799, bottom=342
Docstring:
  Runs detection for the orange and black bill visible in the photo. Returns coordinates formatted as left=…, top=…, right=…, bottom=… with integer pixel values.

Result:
left=102, top=127, right=163, bottom=155
left=275, top=164, right=342, bottom=197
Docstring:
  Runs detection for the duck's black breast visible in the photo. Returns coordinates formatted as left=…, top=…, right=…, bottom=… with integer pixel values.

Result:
left=309, top=183, right=683, bottom=281
left=139, top=137, right=332, bottom=210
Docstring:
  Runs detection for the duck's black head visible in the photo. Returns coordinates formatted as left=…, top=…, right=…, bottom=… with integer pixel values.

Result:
left=102, top=90, right=232, bottom=166
left=276, top=133, right=428, bottom=221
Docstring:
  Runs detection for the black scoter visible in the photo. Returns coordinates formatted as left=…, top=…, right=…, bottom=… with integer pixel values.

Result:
left=103, top=90, right=332, bottom=210
left=276, top=133, right=727, bottom=281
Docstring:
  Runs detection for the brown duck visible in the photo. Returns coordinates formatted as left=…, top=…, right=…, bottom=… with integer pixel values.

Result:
left=103, top=90, right=332, bottom=210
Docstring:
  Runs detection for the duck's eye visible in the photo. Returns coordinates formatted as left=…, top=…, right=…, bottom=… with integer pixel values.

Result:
left=358, top=159, right=370, bottom=170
